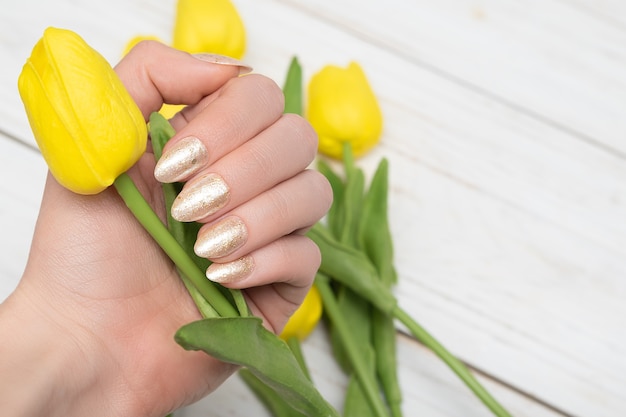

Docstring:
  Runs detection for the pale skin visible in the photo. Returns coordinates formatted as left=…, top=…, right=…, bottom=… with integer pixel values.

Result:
left=0, top=41, right=332, bottom=416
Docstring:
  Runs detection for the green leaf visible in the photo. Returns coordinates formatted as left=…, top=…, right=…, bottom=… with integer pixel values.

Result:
left=149, top=111, right=176, bottom=151
left=286, top=336, right=312, bottom=381
left=343, top=349, right=378, bottom=417
left=239, top=369, right=309, bottom=417
left=175, top=317, right=340, bottom=417
left=307, top=223, right=397, bottom=315
left=357, top=157, right=403, bottom=416
left=329, top=285, right=372, bottom=373
left=315, top=275, right=390, bottom=417
left=358, top=158, right=397, bottom=285
left=372, top=310, right=403, bottom=417
left=317, top=159, right=345, bottom=239
left=338, top=167, right=364, bottom=248
left=282, top=56, right=303, bottom=116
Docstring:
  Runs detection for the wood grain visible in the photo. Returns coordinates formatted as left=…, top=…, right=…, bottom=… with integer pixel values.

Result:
left=1, top=0, right=624, bottom=415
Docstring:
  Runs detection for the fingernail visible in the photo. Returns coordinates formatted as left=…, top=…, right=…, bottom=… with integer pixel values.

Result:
left=195, top=216, right=248, bottom=259
left=193, top=53, right=253, bottom=75
left=205, top=256, right=254, bottom=284
left=154, top=137, right=209, bottom=183
left=171, top=173, right=230, bottom=222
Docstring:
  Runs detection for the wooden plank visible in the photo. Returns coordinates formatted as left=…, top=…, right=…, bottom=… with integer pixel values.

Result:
left=229, top=6, right=626, bottom=414
left=388, top=158, right=626, bottom=416
left=560, top=0, right=626, bottom=29
left=4, top=0, right=626, bottom=257
left=1, top=0, right=625, bottom=415
left=280, top=0, right=626, bottom=156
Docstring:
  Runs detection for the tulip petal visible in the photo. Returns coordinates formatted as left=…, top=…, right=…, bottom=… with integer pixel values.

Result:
left=18, top=27, right=147, bottom=195
left=307, top=62, right=383, bottom=159
left=173, top=0, right=246, bottom=59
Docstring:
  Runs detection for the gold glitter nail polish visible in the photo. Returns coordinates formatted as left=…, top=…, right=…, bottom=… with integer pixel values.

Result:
left=205, top=256, right=254, bottom=284
left=171, top=173, right=230, bottom=222
left=195, top=217, right=248, bottom=259
left=154, top=136, right=209, bottom=183
left=193, top=53, right=253, bottom=75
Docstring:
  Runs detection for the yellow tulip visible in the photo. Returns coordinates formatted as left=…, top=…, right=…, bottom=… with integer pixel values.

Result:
left=122, top=34, right=164, bottom=56
left=307, top=62, right=383, bottom=159
left=280, top=285, right=323, bottom=341
left=18, top=27, right=147, bottom=195
left=158, top=103, right=186, bottom=120
left=172, top=0, right=246, bottom=59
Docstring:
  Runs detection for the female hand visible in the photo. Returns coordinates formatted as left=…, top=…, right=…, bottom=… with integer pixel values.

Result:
left=0, top=41, right=331, bottom=417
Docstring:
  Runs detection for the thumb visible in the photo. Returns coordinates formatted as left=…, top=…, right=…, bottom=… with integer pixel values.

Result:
left=114, top=41, right=251, bottom=119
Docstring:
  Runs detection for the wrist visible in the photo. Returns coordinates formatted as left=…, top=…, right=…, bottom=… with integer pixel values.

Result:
left=0, top=284, right=114, bottom=416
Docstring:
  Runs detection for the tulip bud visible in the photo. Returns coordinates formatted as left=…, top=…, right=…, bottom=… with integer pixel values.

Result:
left=280, top=285, right=323, bottom=341
left=18, top=27, right=147, bottom=195
left=122, top=34, right=164, bottom=56
left=173, top=0, right=246, bottom=59
left=307, top=62, right=383, bottom=159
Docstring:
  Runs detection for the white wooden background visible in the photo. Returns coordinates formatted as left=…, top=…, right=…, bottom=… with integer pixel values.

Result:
left=1, top=1, right=625, bottom=416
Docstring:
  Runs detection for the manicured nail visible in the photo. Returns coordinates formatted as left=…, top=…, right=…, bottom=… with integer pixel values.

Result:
left=205, top=256, right=254, bottom=284
left=171, top=173, right=230, bottom=222
left=193, top=53, right=253, bottom=75
left=154, top=137, right=209, bottom=183
left=195, top=216, right=248, bottom=259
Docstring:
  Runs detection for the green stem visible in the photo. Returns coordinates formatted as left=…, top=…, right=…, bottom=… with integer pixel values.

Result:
left=393, top=307, right=512, bottom=417
left=113, top=172, right=238, bottom=318
left=316, top=276, right=389, bottom=417
left=179, top=272, right=220, bottom=318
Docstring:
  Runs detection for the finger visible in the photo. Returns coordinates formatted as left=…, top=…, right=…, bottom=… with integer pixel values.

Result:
left=168, top=113, right=319, bottom=223
left=114, top=41, right=251, bottom=119
left=204, top=234, right=321, bottom=292
left=153, top=74, right=285, bottom=184
left=207, top=234, right=321, bottom=334
left=192, top=169, right=332, bottom=261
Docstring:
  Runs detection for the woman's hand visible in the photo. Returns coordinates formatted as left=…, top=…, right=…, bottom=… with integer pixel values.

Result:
left=0, top=41, right=331, bottom=417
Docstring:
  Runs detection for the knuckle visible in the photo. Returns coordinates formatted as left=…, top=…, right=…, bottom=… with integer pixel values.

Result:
left=280, top=114, right=318, bottom=162
left=244, top=139, right=275, bottom=178
left=306, top=169, right=334, bottom=215
left=305, top=237, right=322, bottom=271
left=126, top=39, right=163, bottom=57
left=269, top=187, right=295, bottom=221
left=245, top=74, right=285, bottom=115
